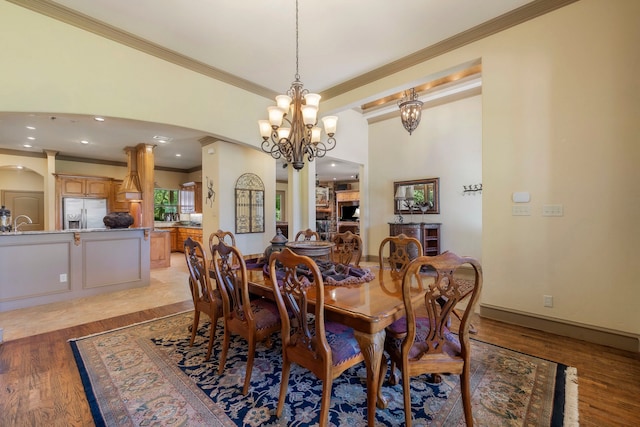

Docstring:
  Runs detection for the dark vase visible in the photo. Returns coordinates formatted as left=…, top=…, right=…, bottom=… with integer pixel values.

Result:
left=103, top=212, right=134, bottom=229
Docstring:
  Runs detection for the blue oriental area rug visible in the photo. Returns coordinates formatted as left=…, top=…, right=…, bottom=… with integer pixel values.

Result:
left=70, top=312, right=578, bottom=426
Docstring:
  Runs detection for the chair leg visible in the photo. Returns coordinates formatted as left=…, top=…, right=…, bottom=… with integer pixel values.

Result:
left=217, top=324, right=230, bottom=375
left=242, top=337, right=256, bottom=395
left=190, top=310, right=200, bottom=346
left=276, top=356, right=291, bottom=418
left=460, top=365, right=474, bottom=426
left=389, top=358, right=400, bottom=386
left=319, top=380, right=333, bottom=427
left=453, top=308, right=477, bottom=334
left=205, top=315, right=217, bottom=361
left=402, top=366, right=412, bottom=427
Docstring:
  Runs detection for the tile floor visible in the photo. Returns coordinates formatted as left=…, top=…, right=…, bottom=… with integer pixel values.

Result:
left=0, top=252, right=192, bottom=341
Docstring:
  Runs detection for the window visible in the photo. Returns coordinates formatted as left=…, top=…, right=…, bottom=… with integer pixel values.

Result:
left=154, top=189, right=179, bottom=221
left=275, top=190, right=286, bottom=221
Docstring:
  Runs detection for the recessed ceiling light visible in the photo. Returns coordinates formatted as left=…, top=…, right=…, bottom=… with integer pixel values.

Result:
left=26, top=126, right=35, bottom=130
left=333, top=177, right=337, bottom=180
left=331, top=163, right=336, bottom=167
left=154, top=135, right=172, bottom=143
left=175, top=153, right=181, bottom=157
left=27, top=136, right=35, bottom=140
left=23, top=144, right=32, bottom=148
left=94, top=117, right=105, bottom=122
left=80, top=140, right=89, bottom=144
left=17, top=165, right=24, bottom=169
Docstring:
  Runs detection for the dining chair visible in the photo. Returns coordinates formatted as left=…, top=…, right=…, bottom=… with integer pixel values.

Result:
left=294, top=228, right=320, bottom=241
left=378, top=251, right=483, bottom=427
left=331, top=230, right=362, bottom=266
left=378, top=233, right=423, bottom=277
left=209, top=229, right=237, bottom=269
left=183, top=237, right=223, bottom=361
left=269, top=248, right=365, bottom=427
left=211, top=239, right=281, bottom=395
left=209, top=229, right=236, bottom=250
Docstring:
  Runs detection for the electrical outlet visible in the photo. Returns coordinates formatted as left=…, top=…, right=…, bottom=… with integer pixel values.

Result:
left=542, top=204, right=563, bottom=216
left=60, top=273, right=67, bottom=283
left=543, top=295, right=553, bottom=307
left=512, top=205, right=531, bottom=216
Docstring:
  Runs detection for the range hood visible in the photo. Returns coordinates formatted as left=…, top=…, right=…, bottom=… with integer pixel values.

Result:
left=119, top=147, right=143, bottom=200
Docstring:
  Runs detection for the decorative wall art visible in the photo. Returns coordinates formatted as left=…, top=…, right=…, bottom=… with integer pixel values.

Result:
left=235, top=173, right=265, bottom=234
left=315, top=187, right=329, bottom=207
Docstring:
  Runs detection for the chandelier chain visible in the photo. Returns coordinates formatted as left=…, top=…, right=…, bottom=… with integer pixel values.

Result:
left=295, top=0, right=300, bottom=81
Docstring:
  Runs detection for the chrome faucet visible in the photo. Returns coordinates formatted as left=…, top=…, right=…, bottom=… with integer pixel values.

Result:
left=14, top=215, right=33, bottom=232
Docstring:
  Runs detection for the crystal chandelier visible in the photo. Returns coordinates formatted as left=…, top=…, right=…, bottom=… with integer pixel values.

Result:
left=398, top=88, right=423, bottom=135
left=259, top=0, right=337, bottom=171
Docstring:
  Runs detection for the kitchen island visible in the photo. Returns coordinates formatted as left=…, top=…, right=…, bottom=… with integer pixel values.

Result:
left=0, top=228, right=150, bottom=312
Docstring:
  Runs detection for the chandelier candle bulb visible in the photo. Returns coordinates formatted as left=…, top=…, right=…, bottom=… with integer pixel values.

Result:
left=276, top=95, right=292, bottom=110
left=322, top=116, right=338, bottom=135
left=304, top=93, right=321, bottom=107
left=277, top=127, right=291, bottom=140
left=311, top=127, right=321, bottom=143
left=302, top=105, right=318, bottom=125
left=259, top=120, right=272, bottom=138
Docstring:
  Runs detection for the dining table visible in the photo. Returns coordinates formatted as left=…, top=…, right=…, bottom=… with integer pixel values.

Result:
left=245, top=264, right=427, bottom=427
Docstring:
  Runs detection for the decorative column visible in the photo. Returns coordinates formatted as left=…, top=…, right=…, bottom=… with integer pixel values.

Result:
left=136, top=143, right=156, bottom=228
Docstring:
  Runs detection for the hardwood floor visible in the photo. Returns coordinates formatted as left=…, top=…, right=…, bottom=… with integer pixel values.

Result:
left=0, top=257, right=639, bottom=426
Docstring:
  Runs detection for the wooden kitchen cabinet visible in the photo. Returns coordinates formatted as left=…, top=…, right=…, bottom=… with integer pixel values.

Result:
left=150, top=230, right=171, bottom=268
left=56, top=174, right=110, bottom=198
left=175, top=227, right=203, bottom=252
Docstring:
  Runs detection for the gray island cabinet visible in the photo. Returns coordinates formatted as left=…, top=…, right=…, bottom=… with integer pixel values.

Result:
left=0, top=228, right=150, bottom=312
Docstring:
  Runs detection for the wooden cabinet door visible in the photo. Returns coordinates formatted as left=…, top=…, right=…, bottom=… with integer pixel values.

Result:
left=170, top=228, right=178, bottom=252
left=60, top=178, right=85, bottom=197
left=194, top=182, right=203, bottom=212
left=110, top=180, right=129, bottom=212
left=85, top=179, right=109, bottom=198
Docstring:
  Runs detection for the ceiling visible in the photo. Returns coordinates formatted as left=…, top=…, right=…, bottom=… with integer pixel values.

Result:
left=2, top=0, right=557, bottom=182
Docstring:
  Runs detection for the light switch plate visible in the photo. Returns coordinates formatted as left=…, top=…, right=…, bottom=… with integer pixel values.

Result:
left=542, top=204, right=563, bottom=216
left=512, top=205, right=531, bottom=216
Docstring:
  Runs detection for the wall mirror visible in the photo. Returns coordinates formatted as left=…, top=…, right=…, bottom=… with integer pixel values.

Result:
left=393, top=178, right=440, bottom=215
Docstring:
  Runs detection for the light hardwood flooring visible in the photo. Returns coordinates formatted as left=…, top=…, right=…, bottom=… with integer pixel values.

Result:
left=0, top=253, right=639, bottom=426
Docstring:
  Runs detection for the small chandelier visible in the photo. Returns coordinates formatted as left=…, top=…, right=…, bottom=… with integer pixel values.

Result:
left=258, top=0, right=337, bottom=171
left=398, top=88, right=423, bottom=135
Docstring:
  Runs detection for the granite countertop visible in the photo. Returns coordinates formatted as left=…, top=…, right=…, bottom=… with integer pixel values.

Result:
left=154, top=222, right=202, bottom=229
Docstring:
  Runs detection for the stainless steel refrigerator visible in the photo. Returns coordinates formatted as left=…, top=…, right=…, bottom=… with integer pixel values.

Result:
left=63, top=198, right=108, bottom=229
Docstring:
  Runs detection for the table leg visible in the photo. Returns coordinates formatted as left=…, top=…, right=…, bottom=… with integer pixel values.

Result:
left=354, top=329, right=387, bottom=427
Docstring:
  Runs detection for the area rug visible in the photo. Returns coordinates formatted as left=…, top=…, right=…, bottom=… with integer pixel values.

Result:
left=70, top=311, right=579, bottom=426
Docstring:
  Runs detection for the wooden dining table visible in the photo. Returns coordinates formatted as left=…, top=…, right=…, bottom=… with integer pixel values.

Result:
left=246, top=265, right=426, bottom=427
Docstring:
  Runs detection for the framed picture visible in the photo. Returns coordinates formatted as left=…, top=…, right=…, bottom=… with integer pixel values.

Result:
left=315, top=187, right=329, bottom=207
